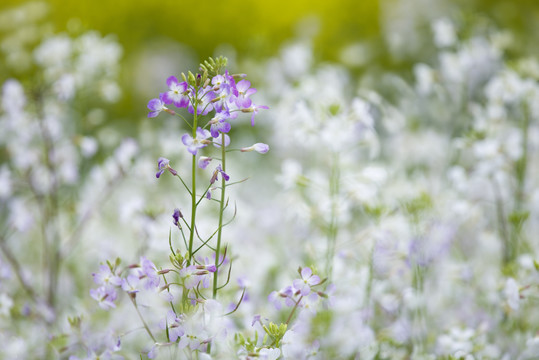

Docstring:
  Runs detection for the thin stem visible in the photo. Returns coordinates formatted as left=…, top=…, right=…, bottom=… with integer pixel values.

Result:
left=187, top=87, right=199, bottom=265
left=510, top=101, right=530, bottom=260
left=285, top=296, right=304, bottom=325
left=213, top=133, right=227, bottom=299
left=325, top=153, right=340, bottom=280
left=175, top=173, right=192, bottom=196
left=492, top=178, right=511, bottom=266
left=130, top=296, right=156, bottom=342
left=0, top=232, right=38, bottom=303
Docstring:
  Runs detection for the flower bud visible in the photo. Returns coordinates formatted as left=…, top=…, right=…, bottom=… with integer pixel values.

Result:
left=241, top=143, right=269, bottom=154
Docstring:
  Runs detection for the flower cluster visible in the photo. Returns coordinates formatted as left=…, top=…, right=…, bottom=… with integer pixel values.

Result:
left=147, top=69, right=269, bottom=153
left=90, top=257, right=160, bottom=310
left=268, top=267, right=327, bottom=312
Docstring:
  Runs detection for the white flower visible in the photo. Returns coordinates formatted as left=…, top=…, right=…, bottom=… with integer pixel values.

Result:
left=504, top=278, right=520, bottom=311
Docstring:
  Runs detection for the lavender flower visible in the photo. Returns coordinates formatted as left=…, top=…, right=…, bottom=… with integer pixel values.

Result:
left=92, top=265, right=122, bottom=287
left=139, top=256, right=160, bottom=290
left=210, top=164, right=229, bottom=184
left=293, top=267, right=320, bottom=296
left=172, top=208, right=182, bottom=226
left=155, top=157, right=177, bottom=178
left=242, top=103, right=269, bottom=126
left=268, top=286, right=295, bottom=310
left=162, top=76, right=189, bottom=108
left=232, top=79, right=257, bottom=108
left=90, top=286, right=118, bottom=310
left=198, top=156, right=212, bottom=169
left=159, top=310, right=185, bottom=342
left=121, top=273, right=141, bottom=294
left=209, top=111, right=232, bottom=138
left=188, top=87, right=215, bottom=115
left=147, top=93, right=169, bottom=118
left=181, top=128, right=211, bottom=155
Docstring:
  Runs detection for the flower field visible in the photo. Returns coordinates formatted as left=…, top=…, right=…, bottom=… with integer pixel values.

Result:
left=1, top=1, right=539, bottom=359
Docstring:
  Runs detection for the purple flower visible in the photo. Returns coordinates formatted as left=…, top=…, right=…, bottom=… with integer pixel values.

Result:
left=179, top=265, right=201, bottom=289
left=172, top=208, right=182, bottom=226
left=232, top=79, right=257, bottom=108
left=211, top=72, right=235, bottom=96
left=90, top=286, right=118, bottom=310
left=268, top=286, right=295, bottom=310
left=181, top=127, right=211, bottom=155
left=147, top=93, right=169, bottom=118
left=251, top=314, right=262, bottom=327
left=92, top=265, right=122, bottom=287
left=188, top=87, right=215, bottom=115
left=139, top=256, right=160, bottom=290
left=241, top=143, right=270, bottom=154
left=159, top=310, right=185, bottom=342
left=209, top=111, right=232, bottom=138
left=198, top=156, right=212, bottom=169
left=242, top=103, right=269, bottom=126
left=210, top=164, right=229, bottom=184
left=292, top=267, right=320, bottom=296
left=121, top=273, right=141, bottom=294
left=196, top=256, right=217, bottom=273
left=156, top=157, right=177, bottom=178
left=162, top=76, right=189, bottom=108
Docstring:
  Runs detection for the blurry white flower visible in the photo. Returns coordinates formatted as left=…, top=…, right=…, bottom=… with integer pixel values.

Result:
left=100, top=81, right=121, bottom=102
left=504, top=278, right=520, bottom=311
left=34, top=35, right=72, bottom=69
left=281, top=42, right=312, bottom=79
left=432, top=18, right=457, bottom=48
left=414, top=63, right=435, bottom=95
left=8, top=198, right=34, bottom=232
left=53, top=73, right=76, bottom=100
left=80, top=136, right=98, bottom=157
left=0, top=166, right=13, bottom=199
left=0, top=293, right=13, bottom=317
left=114, top=138, right=138, bottom=165
left=1, top=79, right=26, bottom=118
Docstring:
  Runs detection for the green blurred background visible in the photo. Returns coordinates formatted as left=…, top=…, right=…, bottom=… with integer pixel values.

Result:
left=0, top=0, right=538, bottom=131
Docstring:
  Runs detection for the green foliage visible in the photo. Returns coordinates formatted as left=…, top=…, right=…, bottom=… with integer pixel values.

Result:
left=402, top=192, right=433, bottom=218
left=263, top=322, right=287, bottom=347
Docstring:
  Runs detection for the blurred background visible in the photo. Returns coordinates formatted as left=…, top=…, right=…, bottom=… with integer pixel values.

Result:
left=2, top=0, right=539, bottom=358
left=1, top=0, right=538, bottom=132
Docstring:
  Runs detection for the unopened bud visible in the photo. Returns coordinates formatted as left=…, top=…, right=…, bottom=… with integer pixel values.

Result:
left=188, top=71, right=196, bottom=84
left=241, top=143, right=269, bottom=154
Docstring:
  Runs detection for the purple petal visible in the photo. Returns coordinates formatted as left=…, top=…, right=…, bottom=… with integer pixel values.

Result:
left=236, top=79, right=251, bottom=92
left=182, top=133, right=193, bottom=146
left=301, top=267, right=313, bottom=279
left=166, top=76, right=179, bottom=88
left=308, top=275, right=321, bottom=286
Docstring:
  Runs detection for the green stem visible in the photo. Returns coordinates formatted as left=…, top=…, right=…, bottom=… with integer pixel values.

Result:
left=325, top=153, right=340, bottom=280
left=213, top=133, right=227, bottom=299
left=130, top=296, right=156, bottom=342
left=187, top=89, right=199, bottom=265
left=285, top=295, right=304, bottom=325
left=509, top=101, right=530, bottom=261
